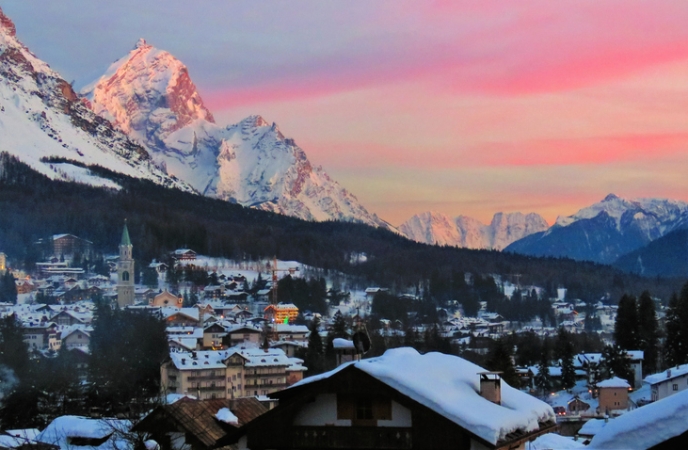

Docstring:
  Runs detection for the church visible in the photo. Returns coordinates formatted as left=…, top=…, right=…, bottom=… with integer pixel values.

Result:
left=117, top=222, right=135, bottom=307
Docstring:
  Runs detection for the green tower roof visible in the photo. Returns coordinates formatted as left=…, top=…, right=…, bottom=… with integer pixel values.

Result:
left=121, top=221, right=131, bottom=246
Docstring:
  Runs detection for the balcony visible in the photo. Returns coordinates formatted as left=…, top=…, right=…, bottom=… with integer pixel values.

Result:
left=289, top=427, right=412, bottom=449
left=195, top=385, right=226, bottom=391
left=186, top=375, right=224, bottom=381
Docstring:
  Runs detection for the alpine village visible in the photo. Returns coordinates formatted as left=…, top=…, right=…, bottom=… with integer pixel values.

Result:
left=0, top=4, right=688, bottom=450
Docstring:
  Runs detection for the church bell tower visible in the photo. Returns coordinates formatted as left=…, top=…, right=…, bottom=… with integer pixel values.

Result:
left=117, top=221, right=135, bottom=307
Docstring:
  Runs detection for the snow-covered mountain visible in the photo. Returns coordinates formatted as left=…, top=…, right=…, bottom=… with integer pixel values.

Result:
left=505, top=194, right=688, bottom=263
left=0, top=9, right=192, bottom=192
left=399, top=211, right=548, bottom=250
left=82, top=40, right=392, bottom=229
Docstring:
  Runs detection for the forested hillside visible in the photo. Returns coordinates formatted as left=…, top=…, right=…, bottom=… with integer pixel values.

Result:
left=0, top=153, right=683, bottom=301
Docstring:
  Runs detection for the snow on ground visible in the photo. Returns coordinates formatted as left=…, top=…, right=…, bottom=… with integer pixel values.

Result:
left=51, top=163, right=121, bottom=190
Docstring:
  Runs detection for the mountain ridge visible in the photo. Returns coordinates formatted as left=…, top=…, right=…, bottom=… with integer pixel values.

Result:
left=506, top=194, right=688, bottom=263
left=0, top=8, right=193, bottom=193
left=82, top=38, right=394, bottom=230
left=399, top=211, right=548, bottom=250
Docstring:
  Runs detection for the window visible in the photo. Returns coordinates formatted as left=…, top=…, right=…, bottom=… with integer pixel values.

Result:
left=673, top=384, right=679, bottom=391
left=356, top=398, right=373, bottom=420
left=122, top=271, right=129, bottom=281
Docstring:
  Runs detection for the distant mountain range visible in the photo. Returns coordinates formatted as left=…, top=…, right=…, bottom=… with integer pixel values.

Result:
left=505, top=194, right=688, bottom=266
left=399, top=211, right=548, bottom=250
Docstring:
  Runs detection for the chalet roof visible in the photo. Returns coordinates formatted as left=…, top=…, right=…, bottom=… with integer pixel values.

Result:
left=589, top=389, right=688, bottom=449
left=133, top=397, right=266, bottom=448
left=290, top=347, right=555, bottom=445
left=36, top=416, right=131, bottom=450
left=645, top=364, right=688, bottom=385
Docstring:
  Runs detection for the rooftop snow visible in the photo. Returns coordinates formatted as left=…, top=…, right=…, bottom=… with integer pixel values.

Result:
left=589, top=389, right=688, bottom=449
left=644, top=364, right=688, bottom=385
left=215, top=407, right=239, bottom=425
left=332, top=338, right=355, bottom=349
left=291, top=348, right=554, bottom=445
left=597, top=377, right=630, bottom=389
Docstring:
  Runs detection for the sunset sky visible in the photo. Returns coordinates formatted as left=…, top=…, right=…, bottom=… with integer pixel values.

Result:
left=4, top=0, right=688, bottom=226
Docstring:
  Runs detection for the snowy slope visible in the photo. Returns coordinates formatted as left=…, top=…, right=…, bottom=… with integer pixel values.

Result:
left=506, top=194, right=688, bottom=264
left=399, top=211, right=547, bottom=250
left=83, top=41, right=393, bottom=230
left=0, top=9, right=193, bottom=192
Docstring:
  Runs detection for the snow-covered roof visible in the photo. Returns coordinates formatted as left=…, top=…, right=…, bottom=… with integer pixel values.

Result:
left=273, top=323, right=308, bottom=333
left=291, top=348, right=554, bottom=445
left=215, top=407, right=239, bottom=425
left=626, top=350, right=644, bottom=361
left=36, top=416, right=131, bottom=450
left=332, top=338, right=355, bottom=349
left=578, top=418, right=607, bottom=436
left=589, top=389, right=688, bottom=449
left=644, top=364, right=688, bottom=385
left=597, top=376, right=630, bottom=389
left=528, top=433, right=584, bottom=449
left=0, top=428, right=40, bottom=448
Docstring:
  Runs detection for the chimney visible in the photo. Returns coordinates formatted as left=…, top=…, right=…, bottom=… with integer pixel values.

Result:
left=478, top=372, right=502, bottom=405
left=667, top=369, right=672, bottom=378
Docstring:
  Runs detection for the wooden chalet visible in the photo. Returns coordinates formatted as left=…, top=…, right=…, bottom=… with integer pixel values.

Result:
left=133, top=397, right=267, bottom=450
left=217, top=348, right=556, bottom=450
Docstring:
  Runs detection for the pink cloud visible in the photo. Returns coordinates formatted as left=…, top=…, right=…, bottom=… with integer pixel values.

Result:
left=203, top=0, right=688, bottom=109
left=300, top=133, right=688, bottom=171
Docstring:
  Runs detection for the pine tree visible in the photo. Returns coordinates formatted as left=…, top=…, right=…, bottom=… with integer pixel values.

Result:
left=486, top=338, right=519, bottom=387
left=601, top=345, right=634, bottom=387
left=614, top=294, right=639, bottom=350
left=534, top=343, right=552, bottom=397
left=637, top=291, right=659, bottom=375
left=555, top=328, right=576, bottom=390
left=0, top=271, right=17, bottom=304
left=304, top=317, right=324, bottom=375
left=664, top=293, right=681, bottom=367
left=664, top=285, right=688, bottom=368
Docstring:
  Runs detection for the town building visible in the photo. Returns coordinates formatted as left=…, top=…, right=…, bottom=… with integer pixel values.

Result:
left=263, top=303, right=299, bottom=324
left=133, top=397, right=267, bottom=450
left=150, top=290, right=182, bottom=307
left=160, top=346, right=306, bottom=400
left=589, top=389, right=688, bottom=449
left=0, top=252, right=5, bottom=271
left=597, top=376, right=630, bottom=414
left=645, top=364, right=688, bottom=402
left=219, top=348, right=556, bottom=450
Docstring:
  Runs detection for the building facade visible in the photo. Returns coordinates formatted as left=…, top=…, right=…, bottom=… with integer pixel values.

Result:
left=160, top=347, right=305, bottom=400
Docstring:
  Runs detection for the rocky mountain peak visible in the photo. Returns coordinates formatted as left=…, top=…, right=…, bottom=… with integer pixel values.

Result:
left=134, top=38, right=149, bottom=50
left=83, top=40, right=215, bottom=146
left=82, top=43, right=391, bottom=230
left=0, top=7, right=16, bottom=37
left=400, top=210, right=547, bottom=250
left=603, top=193, right=620, bottom=202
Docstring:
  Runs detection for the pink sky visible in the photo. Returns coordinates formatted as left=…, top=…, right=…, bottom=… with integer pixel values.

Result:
left=5, top=0, right=688, bottom=225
